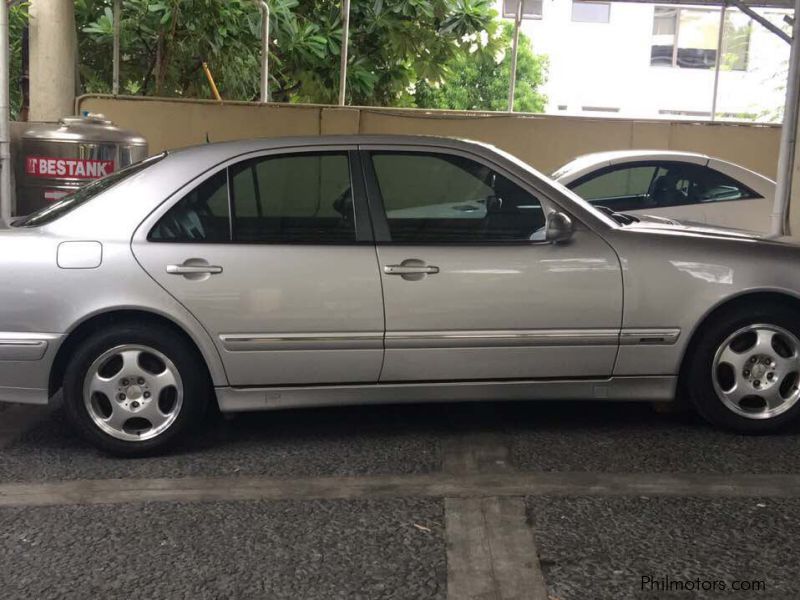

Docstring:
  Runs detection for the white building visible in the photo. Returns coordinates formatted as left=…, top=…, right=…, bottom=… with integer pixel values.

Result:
left=501, top=0, right=791, bottom=121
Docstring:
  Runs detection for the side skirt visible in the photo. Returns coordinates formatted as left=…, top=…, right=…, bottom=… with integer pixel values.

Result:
left=215, top=376, right=677, bottom=413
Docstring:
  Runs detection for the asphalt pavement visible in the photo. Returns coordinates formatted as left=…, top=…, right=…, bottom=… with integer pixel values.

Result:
left=1, top=399, right=799, bottom=599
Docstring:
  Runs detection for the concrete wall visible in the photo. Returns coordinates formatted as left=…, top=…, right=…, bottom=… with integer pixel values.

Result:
left=29, top=0, right=78, bottom=121
left=75, top=95, right=781, bottom=178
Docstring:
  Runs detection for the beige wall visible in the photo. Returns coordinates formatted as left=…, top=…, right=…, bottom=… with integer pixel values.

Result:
left=75, top=95, right=781, bottom=178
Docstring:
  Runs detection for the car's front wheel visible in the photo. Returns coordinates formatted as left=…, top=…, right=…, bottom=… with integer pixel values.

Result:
left=687, top=304, right=800, bottom=433
left=62, top=323, right=211, bottom=456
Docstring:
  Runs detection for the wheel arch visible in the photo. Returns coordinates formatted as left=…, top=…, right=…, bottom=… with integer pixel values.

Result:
left=678, top=290, right=800, bottom=386
left=49, top=308, right=226, bottom=398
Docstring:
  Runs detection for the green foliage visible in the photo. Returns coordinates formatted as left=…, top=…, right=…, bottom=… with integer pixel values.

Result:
left=75, top=0, right=264, bottom=99
left=7, top=1, right=546, bottom=112
left=73, top=0, right=507, bottom=106
left=414, top=22, right=547, bottom=112
left=8, top=3, right=28, bottom=120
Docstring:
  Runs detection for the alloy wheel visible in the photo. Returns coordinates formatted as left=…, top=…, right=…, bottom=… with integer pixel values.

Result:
left=712, top=324, right=800, bottom=420
left=83, top=344, right=184, bottom=442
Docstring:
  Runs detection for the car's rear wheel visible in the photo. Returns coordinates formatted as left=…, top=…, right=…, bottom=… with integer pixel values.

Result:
left=62, top=324, right=211, bottom=456
left=687, top=304, right=800, bottom=433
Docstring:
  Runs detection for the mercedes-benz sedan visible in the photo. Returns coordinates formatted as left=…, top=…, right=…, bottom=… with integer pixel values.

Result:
left=3, top=135, right=800, bottom=455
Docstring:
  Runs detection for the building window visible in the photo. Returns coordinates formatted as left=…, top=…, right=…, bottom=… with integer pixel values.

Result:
left=572, top=1, right=610, bottom=23
left=502, top=0, right=543, bottom=20
left=650, top=6, right=750, bottom=71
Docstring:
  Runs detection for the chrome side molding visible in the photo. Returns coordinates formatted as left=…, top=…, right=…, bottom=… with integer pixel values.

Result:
left=220, top=332, right=383, bottom=352
left=619, top=328, right=681, bottom=346
left=220, top=328, right=680, bottom=352
left=0, top=333, right=59, bottom=361
left=385, top=329, right=619, bottom=349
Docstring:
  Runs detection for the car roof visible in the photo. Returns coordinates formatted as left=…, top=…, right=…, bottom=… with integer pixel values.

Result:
left=165, top=134, right=499, bottom=161
left=552, top=150, right=711, bottom=181
left=571, top=149, right=709, bottom=163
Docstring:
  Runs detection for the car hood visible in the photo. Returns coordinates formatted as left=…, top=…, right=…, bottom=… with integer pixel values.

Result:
left=626, top=213, right=782, bottom=243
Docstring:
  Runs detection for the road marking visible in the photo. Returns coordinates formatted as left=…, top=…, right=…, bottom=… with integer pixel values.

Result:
left=0, top=404, right=48, bottom=449
left=3, top=471, right=800, bottom=508
left=446, top=497, right=548, bottom=600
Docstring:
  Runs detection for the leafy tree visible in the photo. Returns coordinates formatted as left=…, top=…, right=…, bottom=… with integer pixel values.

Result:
left=8, top=3, right=29, bottom=120
left=74, top=0, right=498, bottom=106
left=414, top=22, right=547, bottom=112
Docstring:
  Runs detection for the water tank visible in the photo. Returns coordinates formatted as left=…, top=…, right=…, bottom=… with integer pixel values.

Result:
left=15, top=113, right=148, bottom=215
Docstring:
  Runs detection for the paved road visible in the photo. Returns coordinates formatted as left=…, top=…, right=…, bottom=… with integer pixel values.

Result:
left=1, top=399, right=799, bottom=599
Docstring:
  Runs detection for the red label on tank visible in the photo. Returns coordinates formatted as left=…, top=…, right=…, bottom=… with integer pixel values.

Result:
left=25, top=156, right=115, bottom=179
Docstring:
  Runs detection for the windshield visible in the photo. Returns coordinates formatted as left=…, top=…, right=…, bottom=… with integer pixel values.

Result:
left=15, top=153, right=166, bottom=227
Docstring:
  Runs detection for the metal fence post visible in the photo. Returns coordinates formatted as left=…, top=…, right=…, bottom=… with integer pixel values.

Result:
left=338, top=0, right=350, bottom=106
left=258, top=0, right=269, bottom=103
left=0, top=0, right=11, bottom=227
left=112, top=0, right=120, bottom=95
left=507, top=0, right=523, bottom=112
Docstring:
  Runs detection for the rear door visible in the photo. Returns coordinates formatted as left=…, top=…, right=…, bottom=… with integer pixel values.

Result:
left=132, top=146, right=385, bottom=386
left=361, top=145, right=623, bottom=383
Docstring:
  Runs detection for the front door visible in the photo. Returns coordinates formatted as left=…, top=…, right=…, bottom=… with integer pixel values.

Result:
left=361, top=146, right=623, bottom=382
left=133, top=147, right=384, bottom=386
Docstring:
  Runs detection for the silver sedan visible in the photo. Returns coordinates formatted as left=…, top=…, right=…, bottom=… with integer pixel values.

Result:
left=3, top=135, right=800, bottom=455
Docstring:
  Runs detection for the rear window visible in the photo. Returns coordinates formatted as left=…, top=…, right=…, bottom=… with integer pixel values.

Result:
left=15, top=153, right=165, bottom=227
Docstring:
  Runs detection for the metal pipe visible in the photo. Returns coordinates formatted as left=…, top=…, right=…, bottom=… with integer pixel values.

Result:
left=729, top=0, right=792, bottom=43
left=112, top=0, right=120, bottom=95
left=0, top=0, right=11, bottom=227
left=507, top=0, right=523, bottom=112
left=711, top=4, right=726, bottom=121
left=338, top=0, right=350, bottom=106
left=771, top=0, right=800, bottom=236
left=258, top=0, right=269, bottom=103
left=20, top=21, right=28, bottom=121
left=202, top=62, right=222, bottom=102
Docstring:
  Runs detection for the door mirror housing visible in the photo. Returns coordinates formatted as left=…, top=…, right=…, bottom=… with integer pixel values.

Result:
left=545, top=211, right=574, bottom=244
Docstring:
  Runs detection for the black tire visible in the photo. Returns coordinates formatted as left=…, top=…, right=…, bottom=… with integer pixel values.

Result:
left=686, top=303, right=800, bottom=434
left=62, top=322, right=211, bottom=456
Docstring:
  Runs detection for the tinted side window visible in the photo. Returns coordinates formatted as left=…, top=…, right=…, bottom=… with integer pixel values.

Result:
left=371, top=152, right=546, bottom=242
left=571, top=165, right=658, bottom=211
left=149, top=169, right=230, bottom=242
left=570, top=162, right=759, bottom=212
left=230, top=153, right=354, bottom=243
left=649, top=164, right=758, bottom=207
left=686, top=165, right=759, bottom=203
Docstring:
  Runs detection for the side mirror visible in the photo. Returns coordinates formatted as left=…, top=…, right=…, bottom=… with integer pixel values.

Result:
left=545, top=211, right=574, bottom=244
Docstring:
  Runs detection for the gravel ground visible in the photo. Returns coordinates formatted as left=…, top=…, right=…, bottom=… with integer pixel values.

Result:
left=527, top=495, right=800, bottom=600
left=504, top=401, right=800, bottom=474
left=3, top=400, right=800, bottom=599
left=5, top=400, right=800, bottom=483
left=0, top=497, right=445, bottom=600
left=0, top=404, right=444, bottom=483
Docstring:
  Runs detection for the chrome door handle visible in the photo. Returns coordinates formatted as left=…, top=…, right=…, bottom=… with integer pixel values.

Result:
left=384, top=264, right=439, bottom=275
left=166, top=264, right=223, bottom=275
